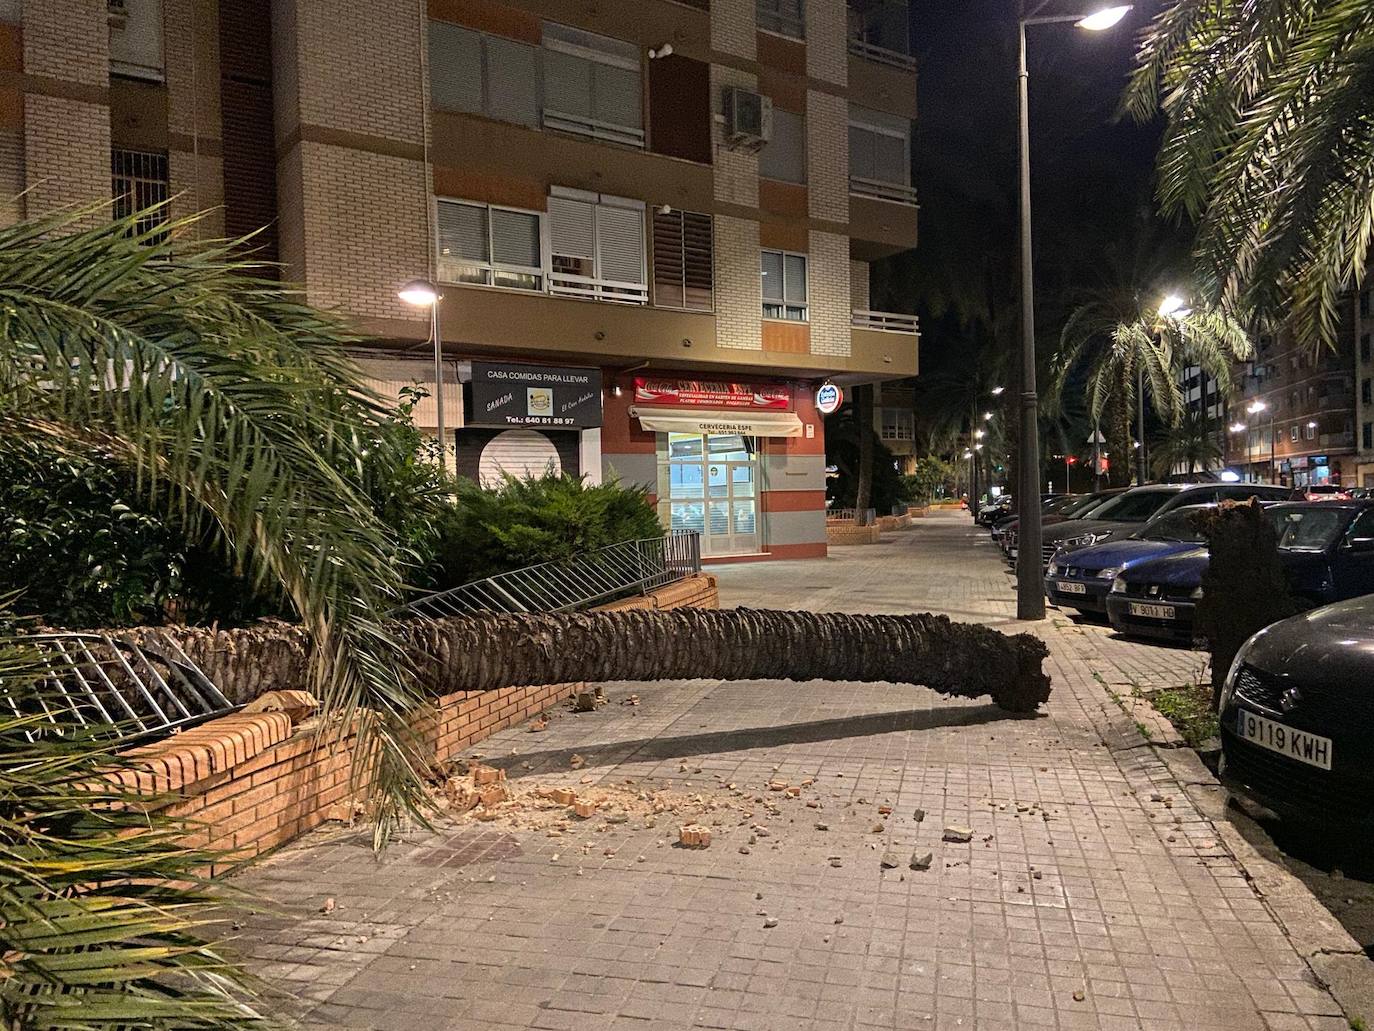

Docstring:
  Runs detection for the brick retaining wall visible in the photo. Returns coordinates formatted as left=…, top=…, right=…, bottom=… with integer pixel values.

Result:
left=115, top=573, right=719, bottom=871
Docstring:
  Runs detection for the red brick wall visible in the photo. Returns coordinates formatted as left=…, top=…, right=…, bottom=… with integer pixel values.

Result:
left=119, top=574, right=719, bottom=871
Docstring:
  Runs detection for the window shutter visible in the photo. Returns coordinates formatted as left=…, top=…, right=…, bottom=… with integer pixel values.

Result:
left=549, top=196, right=596, bottom=259
left=784, top=253, right=807, bottom=303
left=544, top=49, right=592, bottom=119
left=592, top=61, right=641, bottom=130
left=595, top=205, right=645, bottom=286
left=652, top=210, right=685, bottom=308
left=437, top=201, right=488, bottom=262
left=760, top=109, right=805, bottom=183
left=682, top=212, right=713, bottom=310
left=849, top=125, right=875, bottom=180
left=485, top=36, right=539, bottom=127
left=490, top=209, right=541, bottom=268
left=762, top=250, right=784, bottom=301
left=429, top=22, right=482, bottom=114
left=874, top=132, right=907, bottom=185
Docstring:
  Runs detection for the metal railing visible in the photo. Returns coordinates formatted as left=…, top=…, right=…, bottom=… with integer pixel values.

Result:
left=403, top=531, right=702, bottom=619
left=548, top=270, right=649, bottom=305
left=4, top=632, right=235, bottom=744
left=542, top=109, right=646, bottom=149
left=826, top=507, right=877, bottom=523
left=852, top=309, right=920, bottom=334
left=849, top=176, right=919, bottom=206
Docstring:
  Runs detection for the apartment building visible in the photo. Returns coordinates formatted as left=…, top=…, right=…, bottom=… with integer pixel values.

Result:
left=1224, top=303, right=1358, bottom=489
left=0, top=0, right=919, bottom=562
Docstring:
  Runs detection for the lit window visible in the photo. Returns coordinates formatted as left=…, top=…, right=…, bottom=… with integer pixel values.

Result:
left=436, top=199, right=543, bottom=291
left=761, top=249, right=807, bottom=321
left=548, top=188, right=647, bottom=304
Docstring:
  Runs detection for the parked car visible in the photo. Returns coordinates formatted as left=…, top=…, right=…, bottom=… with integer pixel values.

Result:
left=975, top=494, right=1015, bottom=526
left=1040, top=482, right=1298, bottom=568
left=1043, top=504, right=1214, bottom=616
left=1104, top=501, right=1374, bottom=641
left=1001, top=488, right=1128, bottom=560
left=1304, top=484, right=1352, bottom=502
left=1217, top=594, right=1374, bottom=827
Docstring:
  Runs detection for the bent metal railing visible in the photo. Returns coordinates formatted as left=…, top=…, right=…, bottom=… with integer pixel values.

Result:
left=403, top=531, right=702, bottom=619
left=3, top=632, right=235, bottom=743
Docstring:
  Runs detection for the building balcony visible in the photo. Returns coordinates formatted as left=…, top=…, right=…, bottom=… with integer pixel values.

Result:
left=853, top=309, right=919, bottom=335
left=847, top=1, right=916, bottom=71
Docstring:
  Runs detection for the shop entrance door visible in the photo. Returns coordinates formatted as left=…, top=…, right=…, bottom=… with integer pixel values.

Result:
left=662, top=432, right=759, bottom=556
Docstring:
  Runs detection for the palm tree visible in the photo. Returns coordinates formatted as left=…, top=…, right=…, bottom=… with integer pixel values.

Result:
left=1150, top=409, right=1223, bottom=480
left=1125, top=1, right=1374, bottom=351
left=0, top=614, right=274, bottom=1028
left=0, top=208, right=438, bottom=842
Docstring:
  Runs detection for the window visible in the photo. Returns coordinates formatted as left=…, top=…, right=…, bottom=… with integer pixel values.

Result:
left=1290, top=425, right=1299, bottom=443
left=1362, top=334, right=1371, bottom=364
left=1362, top=290, right=1372, bottom=319
left=761, top=249, right=807, bottom=320
left=849, top=106, right=914, bottom=204
left=109, top=0, right=164, bottom=81
left=1305, top=422, right=1316, bottom=440
left=542, top=23, right=643, bottom=147
left=652, top=208, right=713, bottom=311
left=429, top=22, right=540, bottom=127
left=1364, top=379, right=1372, bottom=405
left=1365, top=423, right=1373, bottom=451
left=111, top=148, right=169, bottom=240
left=757, top=0, right=805, bottom=38
left=759, top=108, right=805, bottom=184
left=548, top=187, right=647, bottom=303
left=880, top=407, right=914, bottom=441
left=847, top=1, right=913, bottom=66
left=436, top=199, right=543, bottom=290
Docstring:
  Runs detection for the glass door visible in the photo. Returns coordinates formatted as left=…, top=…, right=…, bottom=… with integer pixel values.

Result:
left=660, top=432, right=759, bottom=556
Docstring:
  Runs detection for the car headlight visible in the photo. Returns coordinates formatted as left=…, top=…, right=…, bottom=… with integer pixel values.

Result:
left=1048, top=561, right=1061, bottom=576
left=1096, top=566, right=1121, bottom=580
left=1190, top=586, right=1203, bottom=600
left=1110, top=576, right=1127, bottom=594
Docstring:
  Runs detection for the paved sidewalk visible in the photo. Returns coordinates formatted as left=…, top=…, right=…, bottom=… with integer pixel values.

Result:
left=231, top=513, right=1346, bottom=1030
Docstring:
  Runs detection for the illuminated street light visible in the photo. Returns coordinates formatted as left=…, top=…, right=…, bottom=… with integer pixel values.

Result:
left=1247, top=400, right=1267, bottom=415
left=1076, top=5, right=1132, bottom=30
left=975, top=429, right=985, bottom=439
left=1158, top=293, right=1191, bottom=318
left=1306, top=421, right=1318, bottom=429
left=398, top=278, right=446, bottom=473
left=983, top=411, right=994, bottom=421
left=990, top=385, right=1005, bottom=396
left=1229, top=422, right=1247, bottom=433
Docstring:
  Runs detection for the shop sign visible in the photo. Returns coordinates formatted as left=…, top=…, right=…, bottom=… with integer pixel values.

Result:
left=815, top=381, right=843, bottom=415
left=634, top=377, right=790, bottom=411
left=469, top=362, right=603, bottom=428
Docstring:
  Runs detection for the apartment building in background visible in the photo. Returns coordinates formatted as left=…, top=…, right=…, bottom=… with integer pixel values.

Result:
left=1224, top=299, right=1359, bottom=489
left=0, top=0, right=920, bottom=562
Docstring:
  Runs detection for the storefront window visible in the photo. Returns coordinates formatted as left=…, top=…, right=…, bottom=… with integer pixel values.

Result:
left=658, top=432, right=759, bottom=555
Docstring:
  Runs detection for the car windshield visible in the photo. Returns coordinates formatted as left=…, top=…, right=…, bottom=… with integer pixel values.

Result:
left=1043, top=495, right=1081, bottom=515
left=1087, top=489, right=1177, bottom=523
left=1061, top=492, right=1113, bottom=518
left=1269, top=508, right=1347, bottom=551
left=1135, top=508, right=1207, bottom=543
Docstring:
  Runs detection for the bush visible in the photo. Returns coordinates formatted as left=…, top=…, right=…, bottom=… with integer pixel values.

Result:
left=902, top=456, right=956, bottom=506
left=428, top=473, right=663, bottom=588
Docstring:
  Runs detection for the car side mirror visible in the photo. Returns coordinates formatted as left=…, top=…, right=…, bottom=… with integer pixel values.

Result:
left=1346, top=537, right=1374, bottom=553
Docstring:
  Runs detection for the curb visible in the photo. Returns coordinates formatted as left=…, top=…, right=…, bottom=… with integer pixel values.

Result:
left=1146, top=713, right=1374, bottom=1028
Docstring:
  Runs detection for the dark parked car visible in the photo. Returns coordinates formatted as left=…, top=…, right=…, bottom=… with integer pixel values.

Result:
left=1105, top=502, right=1374, bottom=641
left=1040, top=482, right=1297, bottom=567
left=1043, top=505, right=1213, bottom=616
left=1001, top=488, right=1129, bottom=560
left=1218, top=594, right=1374, bottom=827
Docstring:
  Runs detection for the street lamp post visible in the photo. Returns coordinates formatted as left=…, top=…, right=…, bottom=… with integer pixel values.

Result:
left=398, top=280, right=445, bottom=474
left=1247, top=400, right=1269, bottom=483
left=1014, top=1, right=1130, bottom=621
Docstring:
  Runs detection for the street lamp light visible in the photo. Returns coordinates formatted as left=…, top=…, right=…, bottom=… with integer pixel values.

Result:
left=398, top=278, right=446, bottom=474
left=983, top=411, right=994, bottom=421
left=1014, top=0, right=1131, bottom=621
left=990, top=385, right=1005, bottom=396
left=1158, top=294, right=1191, bottom=319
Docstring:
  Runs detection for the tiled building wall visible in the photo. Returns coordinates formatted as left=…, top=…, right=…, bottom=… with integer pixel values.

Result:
left=715, top=214, right=764, bottom=351
left=22, top=0, right=109, bottom=225
left=164, top=0, right=224, bottom=235
left=806, top=89, right=848, bottom=223
left=804, top=0, right=847, bottom=86
left=851, top=260, right=870, bottom=311
left=808, top=229, right=851, bottom=357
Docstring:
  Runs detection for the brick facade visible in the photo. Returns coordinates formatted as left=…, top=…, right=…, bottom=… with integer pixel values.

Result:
left=808, top=229, right=852, bottom=357
left=806, top=89, right=849, bottom=223
left=714, top=214, right=764, bottom=350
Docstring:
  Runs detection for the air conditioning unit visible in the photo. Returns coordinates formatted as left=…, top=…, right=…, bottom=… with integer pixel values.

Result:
left=723, top=87, right=772, bottom=151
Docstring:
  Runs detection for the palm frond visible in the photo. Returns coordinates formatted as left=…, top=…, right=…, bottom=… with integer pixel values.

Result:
left=0, top=206, right=434, bottom=838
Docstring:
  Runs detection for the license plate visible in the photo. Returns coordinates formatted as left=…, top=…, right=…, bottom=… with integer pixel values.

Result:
left=1058, top=582, right=1087, bottom=595
left=1128, top=601, right=1175, bottom=620
left=1235, top=709, right=1332, bottom=770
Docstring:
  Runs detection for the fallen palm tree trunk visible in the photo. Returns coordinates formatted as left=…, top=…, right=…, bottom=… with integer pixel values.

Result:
left=404, top=608, right=1052, bottom=713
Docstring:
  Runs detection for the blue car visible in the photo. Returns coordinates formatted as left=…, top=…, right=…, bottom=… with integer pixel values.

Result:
left=1105, top=501, right=1374, bottom=642
left=1043, top=505, right=1215, bottom=616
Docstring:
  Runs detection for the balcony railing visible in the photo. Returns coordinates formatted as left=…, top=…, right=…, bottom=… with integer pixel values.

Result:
left=549, top=270, right=649, bottom=305
left=853, top=309, right=919, bottom=334
left=848, top=1, right=914, bottom=69
left=849, top=175, right=919, bottom=206
left=848, top=37, right=916, bottom=70
left=542, top=109, right=645, bottom=149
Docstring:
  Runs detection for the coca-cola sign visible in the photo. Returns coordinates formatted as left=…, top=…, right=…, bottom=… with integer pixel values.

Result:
left=634, top=378, right=791, bottom=411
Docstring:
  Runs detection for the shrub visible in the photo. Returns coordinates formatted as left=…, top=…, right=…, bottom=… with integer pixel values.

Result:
left=903, top=455, right=956, bottom=506
left=428, top=473, right=663, bottom=587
